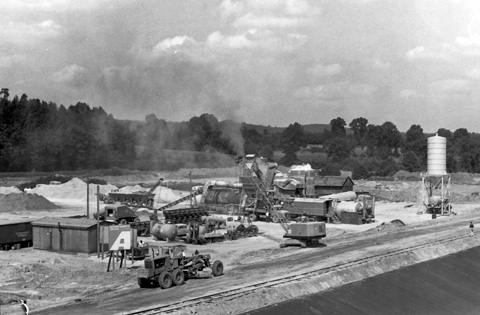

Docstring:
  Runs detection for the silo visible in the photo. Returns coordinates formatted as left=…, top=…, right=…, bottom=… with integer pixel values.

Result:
left=427, top=134, right=447, bottom=176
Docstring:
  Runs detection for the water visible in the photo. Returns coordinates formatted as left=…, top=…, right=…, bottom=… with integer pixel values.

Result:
left=242, top=246, right=480, bottom=315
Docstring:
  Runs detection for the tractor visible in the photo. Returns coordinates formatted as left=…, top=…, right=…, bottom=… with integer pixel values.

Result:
left=137, top=245, right=224, bottom=289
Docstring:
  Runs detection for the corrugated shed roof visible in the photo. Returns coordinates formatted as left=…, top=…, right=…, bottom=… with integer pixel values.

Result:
left=0, top=218, right=36, bottom=226
left=31, top=217, right=100, bottom=229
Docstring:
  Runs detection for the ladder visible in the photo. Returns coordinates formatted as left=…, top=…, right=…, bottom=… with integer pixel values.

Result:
left=242, top=163, right=290, bottom=234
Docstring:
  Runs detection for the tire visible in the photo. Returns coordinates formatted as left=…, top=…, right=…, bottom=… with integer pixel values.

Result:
left=272, top=216, right=279, bottom=223
left=138, top=278, right=147, bottom=288
left=158, top=271, right=173, bottom=289
left=211, top=260, right=224, bottom=277
left=249, top=214, right=257, bottom=222
left=192, top=238, right=198, bottom=245
left=172, top=269, right=185, bottom=286
left=119, top=219, right=128, bottom=225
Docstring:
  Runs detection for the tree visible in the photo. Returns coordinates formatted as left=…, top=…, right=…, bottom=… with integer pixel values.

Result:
left=280, top=122, right=306, bottom=153
left=404, top=124, right=426, bottom=165
left=402, top=151, right=422, bottom=172
left=349, top=117, right=368, bottom=144
left=330, top=117, right=347, bottom=137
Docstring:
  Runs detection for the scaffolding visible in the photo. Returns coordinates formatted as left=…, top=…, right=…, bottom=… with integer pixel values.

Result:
left=417, top=173, right=452, bottom=216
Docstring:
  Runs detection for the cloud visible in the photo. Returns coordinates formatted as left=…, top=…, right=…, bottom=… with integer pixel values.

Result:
left=373, top=58, right=390, bottom=69
left=307, top=63, right=343, bottom=77
left=0, top=0, right=127, bottom=12
left=0, top=53, right=26, bottom=68
left=0, top=20, right=62, bottom=45
left=52, top=64, right=88, bottom=87
left=153, top=36, right=195, bottom=52
left=405, top=45, right=453, bottom=62
left=428, top=78, right=471, bottom=94
left=207, top=31, right=255, bottom=49
left=466, top=68, right=480, bottom=80
left=399, top=89, right=422, bottom=99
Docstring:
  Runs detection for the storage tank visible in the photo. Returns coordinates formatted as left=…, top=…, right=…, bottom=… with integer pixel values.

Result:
left=151, top=223, right=177, bottom=241
left=427, top=134, right=447, bottom=176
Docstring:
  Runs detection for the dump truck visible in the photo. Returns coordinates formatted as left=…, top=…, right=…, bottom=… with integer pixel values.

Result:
left=137, top=245, right=224, bottom=288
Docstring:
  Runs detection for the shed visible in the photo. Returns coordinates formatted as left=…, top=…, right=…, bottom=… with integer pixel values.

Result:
left=31, top=217, right=110, bottom=254
left=314, top=176, right=354, bottom=196
left=0, top=218, right=34, bottom=249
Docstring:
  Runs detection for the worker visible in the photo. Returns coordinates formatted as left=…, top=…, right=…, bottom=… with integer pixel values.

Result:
left=470, top=221, right=475, bottom=237
left=265, top=210, right=271, bottom=223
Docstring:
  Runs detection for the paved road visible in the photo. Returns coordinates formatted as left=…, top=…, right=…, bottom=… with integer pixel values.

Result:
left=32, top=215, right=479, bottom=315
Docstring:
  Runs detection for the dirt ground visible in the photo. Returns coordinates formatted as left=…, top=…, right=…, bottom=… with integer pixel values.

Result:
left=1, top=171, right=480, bottom=313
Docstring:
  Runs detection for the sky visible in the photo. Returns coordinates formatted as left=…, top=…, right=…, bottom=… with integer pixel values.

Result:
left=1, top=0, right=480, bottom=133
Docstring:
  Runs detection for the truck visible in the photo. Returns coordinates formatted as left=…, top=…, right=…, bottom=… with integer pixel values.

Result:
left=137, top=245, right=224, bottom=288
left=93, top=204, right=137, bottom=225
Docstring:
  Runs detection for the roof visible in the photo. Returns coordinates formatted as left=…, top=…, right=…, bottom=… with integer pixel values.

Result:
left=0, top=218, right=36, bottom=226
left=314, top=176, right=354, bottom=187
left=31, top=217, right=101, bottom=229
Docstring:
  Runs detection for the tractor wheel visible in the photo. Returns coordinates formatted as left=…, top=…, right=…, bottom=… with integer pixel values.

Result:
left=211, top=260, right=224, bottom=277
left=250, top=225, right=259, bottom=236
left=158, top=271, right=173, bottom=289
left=137, top=278, right=147, bottom=288
left=272, top=216, right=279, bottom=224
left=119, top=219, right=128, bottom=225
left=172, top=269, right=185, bottom=286
left=249, top=214, right=257, bottom=222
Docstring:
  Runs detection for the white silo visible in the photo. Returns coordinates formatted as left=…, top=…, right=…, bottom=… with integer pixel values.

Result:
left=418, top=134, right=452, bottom=216
left=427, top=134, right=447, bottom=176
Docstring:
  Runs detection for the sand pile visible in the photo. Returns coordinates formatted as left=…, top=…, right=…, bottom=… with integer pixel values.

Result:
left=153, top=186, right=189, bottom=206
left=118, top=185, right=147, bottom=194
left=28, top=177, right=117, bottom=201
left=0, top=186, right=22, bottom=194
left=0, top=193, right=59, bottom=212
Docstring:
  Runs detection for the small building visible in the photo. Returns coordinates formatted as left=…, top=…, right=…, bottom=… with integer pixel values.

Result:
left=0, top=218, right=34, bottom=250
left=314, top=176, right=354, bottom=196
left=31, top=217, right=111, bottom=254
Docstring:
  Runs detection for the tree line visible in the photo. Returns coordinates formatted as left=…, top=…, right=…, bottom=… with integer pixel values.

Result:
left=1, top=94, right=479, bottom=177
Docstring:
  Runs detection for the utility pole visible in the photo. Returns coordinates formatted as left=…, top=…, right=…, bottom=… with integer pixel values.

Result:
left=86, top=176, right=89, bottom=218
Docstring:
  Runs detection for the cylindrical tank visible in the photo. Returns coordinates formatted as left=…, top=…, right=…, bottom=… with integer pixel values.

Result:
left=335, top=201, right=362, bottom=213
left=427, top=134, right=447, bottom=176
left=428, top=195, right=441, bottom=206
left=151, top=223, right=177, bottom=241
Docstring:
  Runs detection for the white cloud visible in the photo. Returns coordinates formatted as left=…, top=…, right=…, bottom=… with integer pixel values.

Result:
left=207, top=31, right=255, bottom=49
left=0, top=20, right=62, bottom=45
left=456, top=34, right=480, bottom=48
left=466, top=68, right=480, bottom=80
left=405, top=45, right=452, bottom=62
left=307, top=63, right=342, bottom=77
left=153, top=36, right=195, bottom=52
left=0, top=0, right=126, bottom=12
left=399, top=89, right=422, bottom=98
left=373, top=58, right=390, bottom=69
left=0, top=53, right=26, bottom=68
left=52, top=64, right=88, bottom=86
left=428, top=79, right=471, bottom=94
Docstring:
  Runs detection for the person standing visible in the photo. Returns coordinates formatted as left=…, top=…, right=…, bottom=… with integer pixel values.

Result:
left=470, top=221, right=474, bottom=237
left=266, top=210, right=271, bottom=223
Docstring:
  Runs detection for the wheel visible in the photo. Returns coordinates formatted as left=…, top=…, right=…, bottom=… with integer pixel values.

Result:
left=138, top=278, right=147, bottom=288
left=192, top=238, right=198, bottom=245
left=249, top=214, right=257, bottom=222
left=158, top=271, right=173, bottom=289
left=134, top=217, right=140, bottom=223
left=119, top=219, right=128, bottom=225
left=250, top=225, right=258, bottom=236
left=206, top=238, right=213, bottom=243
left=211, top=260, right=224, bottom=277
left=272, top=216, right=279, bottom=223
left=172, top=269, right=185, bottom=286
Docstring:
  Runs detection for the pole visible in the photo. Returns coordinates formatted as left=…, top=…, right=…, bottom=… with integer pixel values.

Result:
left=97, top=185, right=100, bottom=258
left=86, top=176, right=90, bottom=219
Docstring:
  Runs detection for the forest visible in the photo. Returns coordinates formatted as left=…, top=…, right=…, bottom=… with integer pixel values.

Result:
left=1, top=94, right=480, bottom=179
